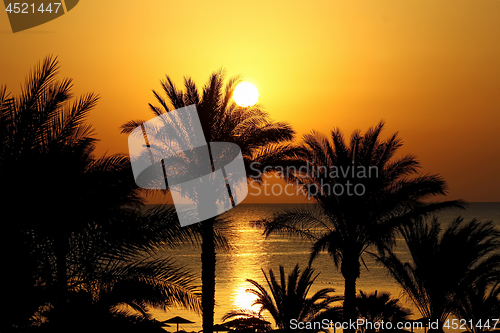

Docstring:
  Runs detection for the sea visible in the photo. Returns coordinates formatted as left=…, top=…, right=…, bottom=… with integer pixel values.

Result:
left=149, top=202, right=500, bottom=332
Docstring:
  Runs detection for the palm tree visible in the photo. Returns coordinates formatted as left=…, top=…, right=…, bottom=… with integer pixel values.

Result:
left=222, top=310, right=272, bottom=332
left=355, top=290, right=412, bottom=333
left=379, top=217, right=500, bottom=332
left=453, top=278, right=500, bottom=333
left=121, top=69, right=294, bottom=333
left=0, top=55, right=106, bottom=328
left=0, top=56, right=205, bottom=331
left=223, top=264, right=343, bottom=332
left=258, top=122, right=464, bottom=330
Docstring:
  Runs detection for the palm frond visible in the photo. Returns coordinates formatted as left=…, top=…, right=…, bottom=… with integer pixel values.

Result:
left=120, top=119, right=146, bottom=134
left=256, top=206, right=332, bottom=240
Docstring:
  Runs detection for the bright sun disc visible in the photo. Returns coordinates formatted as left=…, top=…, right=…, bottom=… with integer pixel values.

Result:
left=233, top=82, right=259, bottom=107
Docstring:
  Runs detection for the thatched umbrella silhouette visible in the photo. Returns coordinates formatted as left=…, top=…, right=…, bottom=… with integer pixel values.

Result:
left=162, top=316, right=195, bottom=332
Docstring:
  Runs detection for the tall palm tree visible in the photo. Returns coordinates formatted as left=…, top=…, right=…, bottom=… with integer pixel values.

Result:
left=355, top=290, right=412, bottom=333
left=379, top=217, right=500, bottom=332
left=258, top=122, right=463, bottom=330
left=223, top=264, right=343, bottom=332
left=0, top=56, right=205, bottom=331
left=121, top=69, right=294, bottom=333
left=0, top=55, right=106, bottom=328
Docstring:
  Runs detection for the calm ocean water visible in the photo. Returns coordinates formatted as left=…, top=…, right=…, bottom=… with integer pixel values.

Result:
left=150, top=202, right=500, bottom=332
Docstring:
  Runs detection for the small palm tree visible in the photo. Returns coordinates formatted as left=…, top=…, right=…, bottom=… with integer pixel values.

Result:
left=379, top=217, right=500, bottom=332
left=222, top=310, right=272, bottom=332
left=258, top=122, right=463, bottom=330
left=223, top=264, right=343, bottom=332
left=355, top=290, right=412, bottom=333
left=121, top=69, right=294, bottom=333
left=453, top=278, right=500, bottom=333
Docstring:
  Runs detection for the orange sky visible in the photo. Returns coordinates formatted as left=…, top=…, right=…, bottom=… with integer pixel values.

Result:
left=2, top=0, right=500, bottom=202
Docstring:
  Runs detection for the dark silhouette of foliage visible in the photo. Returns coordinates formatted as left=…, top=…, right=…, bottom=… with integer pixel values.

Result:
left=223, top=264, right=342, bottom=332
left=121, top=69, right=294, bottom=333
left=379, top=217, right=500, bottom=332
left=355, top=290, right=412, bottom=333
left=453, top=277, right=500, bottom=333
left=0, top=56, right=204, bottom=332
left=257, top=122, right=464, bottom=331
left=222, top=310, right=272, bottom=332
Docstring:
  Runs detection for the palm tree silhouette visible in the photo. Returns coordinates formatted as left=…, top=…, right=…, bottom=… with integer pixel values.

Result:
left=257, top=122, right=463, bottom=331
left=0, top=56, right=204, bottom=331
left=121, top=69, right=294, bottom=333
left=355, top=290, right=412, bottom=333
left=223, top=264, right=342, bottom=332
left=222, top=309, right=272, bottom=332
left=379, top=217, right=500, bottom=332
left=0, top=55, right=109, bottom=328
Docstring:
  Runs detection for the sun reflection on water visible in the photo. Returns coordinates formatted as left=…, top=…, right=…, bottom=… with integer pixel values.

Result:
left=221, top=206, right=272, bottom=314
left=232, top=284, right=260, bottom=311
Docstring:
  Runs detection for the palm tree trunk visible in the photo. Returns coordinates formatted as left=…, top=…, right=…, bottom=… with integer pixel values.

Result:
left=201, top=132, right=219, bottom=333
left=343, top=275, right=357, bottom=332
left=201, top=217, right=216, bottom=333
left=341, top=255, right=360, bottom=333
left=53, top=234, right=69, bottom=326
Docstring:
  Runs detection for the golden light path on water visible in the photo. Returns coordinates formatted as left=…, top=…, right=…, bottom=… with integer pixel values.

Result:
left=147, top=203, right=500, bottom=332
left=225, top=213, right=267, bottom=314
left=231, top=272, right=260, bottom=311
left=149, top=204, right=406, bottom=332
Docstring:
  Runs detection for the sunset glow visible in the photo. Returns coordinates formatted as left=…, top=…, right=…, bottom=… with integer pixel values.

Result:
left=233, top=285, right=259, bottom=311
left=2, top=0, right=500, bottom=202
left=3, top=1, right=500, bottom=332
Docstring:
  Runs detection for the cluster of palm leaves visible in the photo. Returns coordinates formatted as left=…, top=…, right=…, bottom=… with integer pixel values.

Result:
left=379, top=217, right=500, bottom=332
left=0, top=56, right=205, bottom=332
left=354, top=290, right=412, bottom=333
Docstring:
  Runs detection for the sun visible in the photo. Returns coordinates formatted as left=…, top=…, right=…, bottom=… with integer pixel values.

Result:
left=233, top=82, right=259, bottom=107
left=233, top=285, right=259, bottom=311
